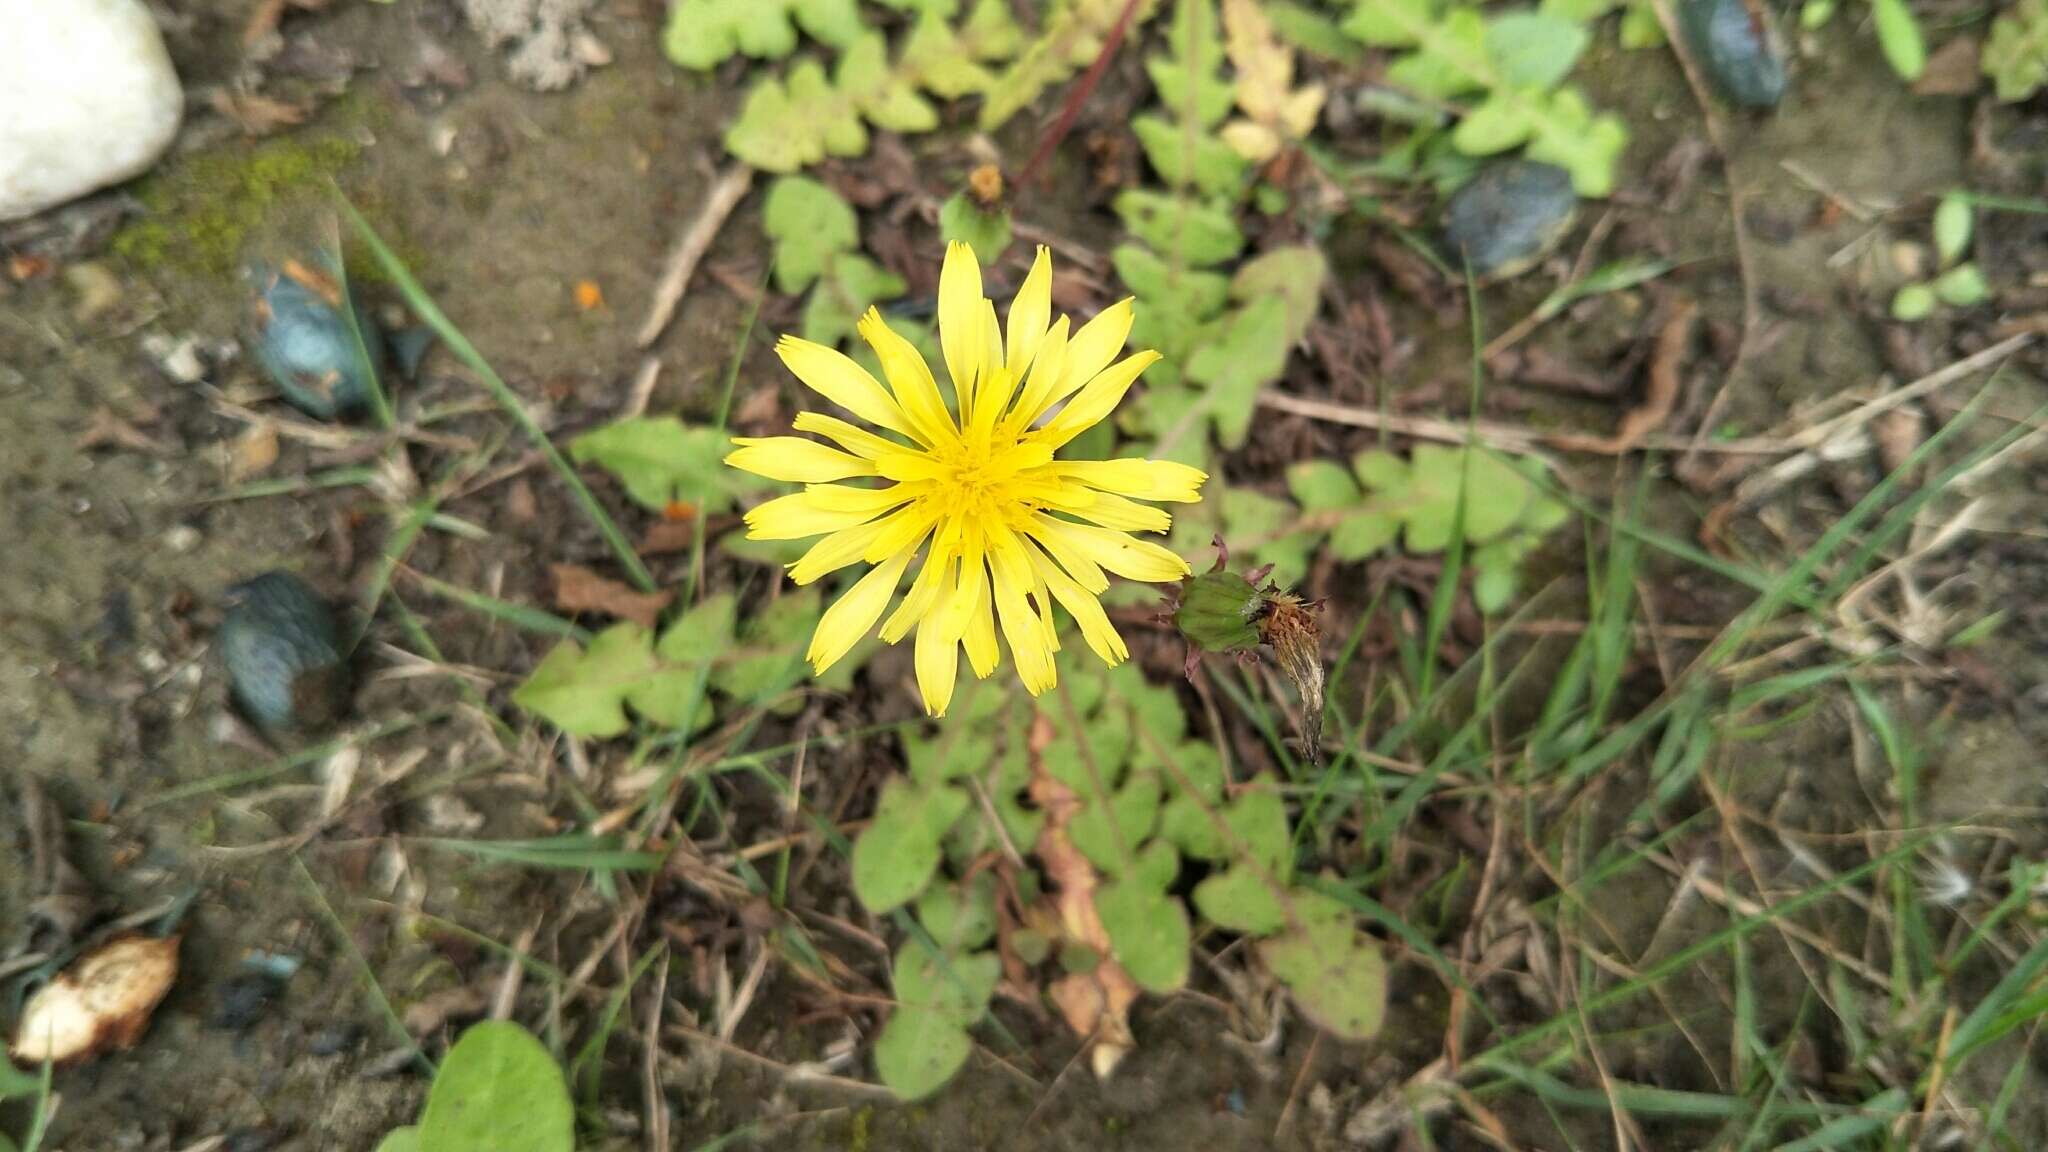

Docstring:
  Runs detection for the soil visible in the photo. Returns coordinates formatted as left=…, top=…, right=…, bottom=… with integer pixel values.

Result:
left=3, top=2, right=2046, bottom=1151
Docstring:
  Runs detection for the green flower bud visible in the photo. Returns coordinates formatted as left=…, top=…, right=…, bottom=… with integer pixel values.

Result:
left=1174, top=570, right=1264, bottom=654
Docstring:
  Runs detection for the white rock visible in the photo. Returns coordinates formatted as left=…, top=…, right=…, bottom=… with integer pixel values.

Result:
left=0, top=0, right=184, bottom=221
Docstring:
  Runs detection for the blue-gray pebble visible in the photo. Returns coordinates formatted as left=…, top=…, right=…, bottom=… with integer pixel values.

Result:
left=1680, top=0, right=1787, bottom=109
left=219, top=571, right=350, bottom=732
left=249, top=262, right=385, bottom=421
left=1441, top=161, right=1578, bottom=279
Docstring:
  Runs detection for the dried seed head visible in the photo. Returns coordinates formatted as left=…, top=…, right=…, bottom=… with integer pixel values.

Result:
left=967, top=163, right=1005, bottom=210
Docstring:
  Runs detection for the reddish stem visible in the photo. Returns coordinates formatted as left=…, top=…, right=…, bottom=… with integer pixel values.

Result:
left=1015, top=0, right=1145, bottom=191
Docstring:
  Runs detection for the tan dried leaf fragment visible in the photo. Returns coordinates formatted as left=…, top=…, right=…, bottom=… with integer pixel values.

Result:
left=1027, top=714, right=1140, bottom=1078
left=1220, top=0, right=1326, bottom=163
left=10, top=935, right=181, bottom=1067
left=548, top=563, right=675, bottom=629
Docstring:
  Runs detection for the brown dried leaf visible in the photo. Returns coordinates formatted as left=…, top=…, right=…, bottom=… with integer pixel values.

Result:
left=76, top=406, right=172, bottom=455
left=1027, top=713, right=1139, bottom=1078
left=1254, top=595, right=1326, bottom=765
left=227, top=421, right=281, bottom=482
left=1912, top=36, right=1982, bottom=97
left=210, top=90, right=311, bottom=136
left=1605, top=299, right=1697, bottom=453
left=548, top=563, right=674, bottom=629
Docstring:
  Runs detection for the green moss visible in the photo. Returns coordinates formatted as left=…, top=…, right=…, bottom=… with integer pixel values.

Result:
left=111, top=132, right=363, bottom=282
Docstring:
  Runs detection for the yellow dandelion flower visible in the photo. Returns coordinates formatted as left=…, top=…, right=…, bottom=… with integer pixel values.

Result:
left=725, top=242, right=1207, bottom=716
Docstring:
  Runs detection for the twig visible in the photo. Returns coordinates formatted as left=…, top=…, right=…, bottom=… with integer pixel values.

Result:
left=1600, top=298, right=1697, bottom=454
left=623, top=355, right=662, bottom=420
left=1016, top=0, right=1145, bottom=190
left=637, top=164, right=755, bottom=349
left=643, top=952, right=672, bottom=1152
left=491, top=914, right=542, bottom=1020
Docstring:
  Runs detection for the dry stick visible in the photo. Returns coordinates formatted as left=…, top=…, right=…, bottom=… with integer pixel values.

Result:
left=1261, top=330, right=2035, bottom=459
left=490, top=914, right=543, bottom=1020
left=1648, top=0, right=1765, bottom=473
left=1015, top=0, right=1146, bottom=190
left=642, top=951, right=672, bottom=1152
left=637, top=164, right=755, bottom=349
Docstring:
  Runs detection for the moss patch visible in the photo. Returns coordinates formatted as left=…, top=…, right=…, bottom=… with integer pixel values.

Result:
left=111, top=132, right=363, bottom=283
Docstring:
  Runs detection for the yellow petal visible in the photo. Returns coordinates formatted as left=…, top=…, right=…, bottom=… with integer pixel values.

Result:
left=725, top=437, right=878, bottom=483
left=1003, top=315, right=1069, bottom=432
left=1005, top=246, right=1053, bottom=379
left=875, top=452, right=951, bottom=483
left=787, top=519, right=890, bottom=585
left=745, top=491, right=885, bottom=540
left=881, top=551, right=950, bottom=642
left=964, top=593, right=999, bottom=679
left=989, top=529, right=1056, bottom=694
left=1035, top=350, right=1162, bottom=448
left=777, top=336, right=922, bottom=444
left=793, top=411, right=912, bottom=459
left=1028, top=514, right=1190, bottom=583
left=1027, top=541, right=1129, bottom=667
left=1044, top=489, right=1172, bottom=534
left=859, top=308, right=956, bottom=446
left=802, top=482, right=922, bottom=514
left=1053, top=297, right=1133, bottom=405
left=1022, top=516, right=1108, bottom=592
left=938, top=241, right=984, bottom=415
left=862, top=503, right=939, bottom=564
left=808, top=549, right=912, bottom=676
left=914, top=606, right=960, bottom=717
left=1058, top=459, right=1208, bottom=503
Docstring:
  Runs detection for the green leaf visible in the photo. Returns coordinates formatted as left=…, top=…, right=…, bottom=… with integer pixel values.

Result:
left=1330, top=507, right=1402, bottom=560
left=1224, top=788, right=1292, bottom=875
left=1259, top=894, right=1387, bottom=1039
left=629, top=594, right=736, bottom=731
left=1484, top=12, right=1587, bottom=89
left=1352, top=448, right=1410, bottom=491
left=1186, top=295, right=1291, bottom=447
left=1620, top=1, right=1665, bottom=46
left=1151, top=0, right=1236, bottom=124
left=1193, top=864, right=1287, bottom=933
left=512, top=624, right=654, bottom=738
left=802, top=254, right=908, bottom=347
left=1099, top=878, right=1192, bottom=991
left=712, top=588, right=821, bottom=704
left=1286, top=460, right=1361, bottom=508
left=1453, top=92, right=1536, bottom=154
left=1931, top=262, right=1990, bottom=307
left=1230, top=246, right=1327, bottom=341
left=939, top=192, right=1013, bottom=263
left=569, top=417, right=765, bottom=514
left=725, top=60, right=867, bottom=173
left=1932, top=194, right=1973, bottom=266
left=375, top=1130, right=422, bottom=1152
left=1070, top=775, right=1163, bottom=874
left=1114, top=189, right=1245, bottom=268
left=1116, top=243, right=1232, bottom=359
left=1402, top=444, right=1532, bottom=552
left=1870, top=0, right=1926, bottom=81
left=852, top=777, right=970, bottom=911
left=1343, top=0, right=1438, bottom=47
left=1224, top=488, right=1315, bottom=587
left=1131, top=116, right=1250, bottom=196
left=893, top=938, right=1000, bottom=1020
left=1985, top=0, right=2048, bottom=102
left=1524, top=88, right=1628, bottom=198
left=1890, top=282, right=1937, bottom=321
left=1384, top=8, right=1490, bottom=99
left=418, top=1022, right=573, bottom=1152
left=762, top=177, right=858, bottom=294
left=1160, top=794, right=1226, bottom=858
left=874, top=1007, right=972, bottom=1100
left=840, top=31, right=939, bottom=132
left=918, top=872, right=999, bottom=952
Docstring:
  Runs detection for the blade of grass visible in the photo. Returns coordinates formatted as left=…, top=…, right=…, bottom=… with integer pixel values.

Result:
left=335, top=193, right=656, bottom=591
left=418, top=834, right=663, bottom=872
left=293, top=854, right=431, bottom=1075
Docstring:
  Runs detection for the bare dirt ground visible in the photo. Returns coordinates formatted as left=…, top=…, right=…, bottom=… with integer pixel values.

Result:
left=3, top=1, right=2046, bottom=1150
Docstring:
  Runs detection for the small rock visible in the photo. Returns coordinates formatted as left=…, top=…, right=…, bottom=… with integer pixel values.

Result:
left=143, top=333, right=208, bottom=385
left=0, top=0, right=184, bottom=221
left=248, top=259, right=388, bottom=422
left=422, top=793, right=485, bottom=834
left=218, top=571, right=352, bottom=732
left=65, top=262, right=125, bottom=323
left=1680, top=0, right=1788, bottom=109
left=1441, top=161, right=1578, bottom=279
left=163, top=523, right=203, bottom=553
